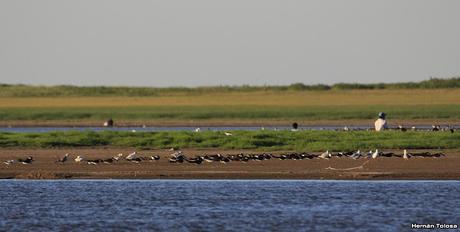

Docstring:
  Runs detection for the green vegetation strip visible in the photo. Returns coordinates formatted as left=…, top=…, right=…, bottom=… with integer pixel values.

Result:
left=1, top=78, right=459, bottom=97
left=1, top=105, right=459, bottom=121
left=0, top=131, right=458, bottom=151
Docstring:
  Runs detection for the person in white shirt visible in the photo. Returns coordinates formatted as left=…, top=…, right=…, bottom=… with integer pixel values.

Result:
left=374, top=112, right=388, bottom=131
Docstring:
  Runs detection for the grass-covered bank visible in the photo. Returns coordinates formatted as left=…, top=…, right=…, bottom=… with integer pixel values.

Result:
left=1, top=77, right=460, bottom=97
left=1, top=84, right=459, bottom=126
left=0, top=130, right=458, bottom=151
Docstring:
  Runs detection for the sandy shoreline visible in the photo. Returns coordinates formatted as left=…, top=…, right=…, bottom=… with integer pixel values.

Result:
left=1, top=148, right=459, bottom=180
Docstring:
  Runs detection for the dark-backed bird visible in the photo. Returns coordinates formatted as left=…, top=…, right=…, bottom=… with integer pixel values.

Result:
left=350, top=150, right=362, bottom=160
left=56, top=153, right=69, bottom=164
left=18, top=156, right=34, bottom=164
left=186, top=156, right=203, bottom=164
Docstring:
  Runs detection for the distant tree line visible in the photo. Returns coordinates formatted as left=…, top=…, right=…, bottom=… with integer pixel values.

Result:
left=0, top=77, right=459, bottom=97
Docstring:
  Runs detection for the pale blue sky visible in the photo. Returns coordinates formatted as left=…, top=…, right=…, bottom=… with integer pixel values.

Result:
left=1, top=0, right=459, bottom=86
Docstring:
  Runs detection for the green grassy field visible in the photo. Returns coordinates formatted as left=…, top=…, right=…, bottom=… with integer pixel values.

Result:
left=0, top=130, right=458, bottom=151
left=1, top=105, right=460, bottom=122
left=1, top=78, right=460, bottom=125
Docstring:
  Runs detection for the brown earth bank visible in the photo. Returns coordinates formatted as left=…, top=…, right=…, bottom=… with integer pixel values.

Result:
left=1, top=118, right=460, bottom=127
left=0, top=148, right=459, bottom=180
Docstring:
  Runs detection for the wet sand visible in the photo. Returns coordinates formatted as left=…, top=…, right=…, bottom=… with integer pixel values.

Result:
left=1, top=148, right=459, bottom=180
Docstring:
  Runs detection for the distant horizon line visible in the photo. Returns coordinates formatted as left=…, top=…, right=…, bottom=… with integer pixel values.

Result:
left=1, top=77, right=458, bottom=88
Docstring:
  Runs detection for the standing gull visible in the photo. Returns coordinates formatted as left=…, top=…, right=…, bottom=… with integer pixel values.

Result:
left=403, top=149, right=410, bottom=160
left=319, top=150, right=332, bottom=159
left=372, top=149, right=379, bottom=159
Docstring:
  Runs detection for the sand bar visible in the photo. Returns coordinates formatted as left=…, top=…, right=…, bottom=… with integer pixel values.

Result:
left=1, top=148, right=459, bottom=180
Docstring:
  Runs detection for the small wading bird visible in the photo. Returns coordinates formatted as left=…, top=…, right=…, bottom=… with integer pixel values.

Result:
left=56, top=153, right=69, bottom=164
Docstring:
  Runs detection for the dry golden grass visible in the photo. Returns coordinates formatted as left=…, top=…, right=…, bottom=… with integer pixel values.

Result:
left=0, top=89, right=459, bottom=108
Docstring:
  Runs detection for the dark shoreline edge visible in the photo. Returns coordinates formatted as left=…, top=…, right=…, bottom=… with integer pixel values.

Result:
left=2, top=172, right=460, bottom=180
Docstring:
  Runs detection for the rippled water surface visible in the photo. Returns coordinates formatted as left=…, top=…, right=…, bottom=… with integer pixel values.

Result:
left=1, top=126, right=371, bottom=132
left=0, top=125, right=450, bottom=133
left=0, top=180, right=459, bottom=231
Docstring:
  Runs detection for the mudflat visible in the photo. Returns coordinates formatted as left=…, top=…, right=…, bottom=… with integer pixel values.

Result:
left=0, top=148, right=458, bottom=180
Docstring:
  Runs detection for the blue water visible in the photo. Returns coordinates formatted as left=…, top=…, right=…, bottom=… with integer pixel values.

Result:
left=0, top=125, right=445, bottom=133
left=0, top=180, right=459, bottom=232
left=0, top=126, right=365, bottom=133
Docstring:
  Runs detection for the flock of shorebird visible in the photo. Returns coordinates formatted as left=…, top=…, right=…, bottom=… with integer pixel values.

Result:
left=167, top=149, right=445, bottom=164
left=2, top=149, right=445, bottom=166
left=2, top=152, right=160, bottom=166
